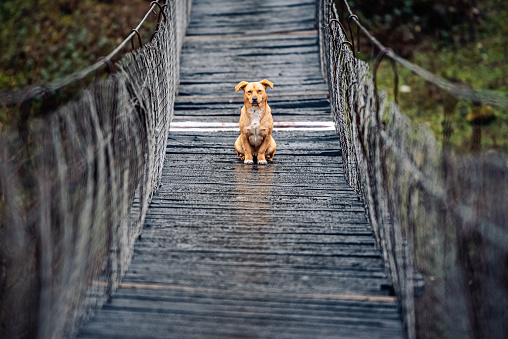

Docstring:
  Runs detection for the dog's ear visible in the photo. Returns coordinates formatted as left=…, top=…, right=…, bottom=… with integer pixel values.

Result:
left=259, top=79, right=274, bottom=90
left=235, top=81, right=249, bottom=92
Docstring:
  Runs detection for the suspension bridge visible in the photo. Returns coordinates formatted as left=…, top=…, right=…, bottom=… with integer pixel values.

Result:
left=77, top=0, right=403, bottom=337
left=1, top=0, right=506, bottom=338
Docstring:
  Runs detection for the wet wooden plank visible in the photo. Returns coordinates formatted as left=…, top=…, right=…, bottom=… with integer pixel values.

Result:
left=185, top=0, right=316, bottom=36
left=77, top=0, right=403, bottom=337
left=179, top=28, right=326, bottom=96
left=78, top=127, right=403, bottom=338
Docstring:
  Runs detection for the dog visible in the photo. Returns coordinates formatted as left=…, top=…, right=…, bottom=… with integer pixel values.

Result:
left=234, top=79, right=276, bottom=165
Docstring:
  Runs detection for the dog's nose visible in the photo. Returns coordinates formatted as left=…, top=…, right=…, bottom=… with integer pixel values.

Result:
left=252, top=97, right=258, bottom=102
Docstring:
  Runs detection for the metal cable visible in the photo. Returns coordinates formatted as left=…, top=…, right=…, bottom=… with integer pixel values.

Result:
left=339, top=0, right=508, bottom=109
left=0, top=0, right=167, bottom=106
left=319, top=1, right=508, bottom=338
left=0, top=1, right=192, bottom=338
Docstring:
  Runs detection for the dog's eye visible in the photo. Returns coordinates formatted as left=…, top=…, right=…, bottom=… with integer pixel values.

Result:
left=247, top=91, right=252, bottom=94
left=257, top=90, right=262, bottom=93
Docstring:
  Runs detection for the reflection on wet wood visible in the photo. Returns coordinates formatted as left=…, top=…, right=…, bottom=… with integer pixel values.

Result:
left=77, top=130, right=403, bottom=338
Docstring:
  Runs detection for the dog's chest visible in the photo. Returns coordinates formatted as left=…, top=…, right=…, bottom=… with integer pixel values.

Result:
left=247, top=107, right=264, bottom=125
left=247, top=107, right=265, bottom=147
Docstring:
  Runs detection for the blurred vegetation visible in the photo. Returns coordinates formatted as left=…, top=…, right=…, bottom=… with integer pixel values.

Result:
left=344, top=2, right=508, bottom=338
left=0, top=0, right=157, bottom=125
left=347, top=0, right=508, bottom=153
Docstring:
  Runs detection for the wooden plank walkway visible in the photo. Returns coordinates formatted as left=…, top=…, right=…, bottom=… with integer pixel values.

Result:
left=77, top=0, right=403, bottom=337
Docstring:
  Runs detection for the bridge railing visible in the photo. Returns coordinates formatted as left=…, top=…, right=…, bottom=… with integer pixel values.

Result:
left=0, top=1, right=191, bottom=338
left=318, top=1, right=508, bottom=338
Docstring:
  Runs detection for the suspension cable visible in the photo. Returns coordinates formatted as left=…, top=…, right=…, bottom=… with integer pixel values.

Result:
left=336, top=0, right=508, bottom=110
left=0, top=0, right=167, bottom=106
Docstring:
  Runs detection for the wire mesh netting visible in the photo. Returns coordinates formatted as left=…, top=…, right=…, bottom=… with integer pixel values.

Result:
left=0, top=1, right=191, bottom=338
left=318, top=1, right=508, bottom=338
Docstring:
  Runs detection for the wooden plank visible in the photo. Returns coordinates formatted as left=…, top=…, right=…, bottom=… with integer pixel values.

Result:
left=178, top=28, right=326, bottom=96
left=185, top=0, right=316, bottom=36
left=77, top=0, right=403, bottom=337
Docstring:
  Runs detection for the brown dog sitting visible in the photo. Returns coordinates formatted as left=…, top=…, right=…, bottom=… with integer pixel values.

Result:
left=234, top=79, right=276, bottom=165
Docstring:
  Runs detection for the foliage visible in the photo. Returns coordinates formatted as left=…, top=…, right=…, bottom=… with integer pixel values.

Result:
left=0, top=0, right=157, bottom=125
left=348, top=0, right=507, bottom=56
left=349, top=0, right=508, bottom=153
left=346, top=2, right=508, bottom=338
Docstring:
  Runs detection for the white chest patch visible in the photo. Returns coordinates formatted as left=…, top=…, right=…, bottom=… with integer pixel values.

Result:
left=247, top=106, right=265, bottom=147
left=247, top=107, right=264, bottom=126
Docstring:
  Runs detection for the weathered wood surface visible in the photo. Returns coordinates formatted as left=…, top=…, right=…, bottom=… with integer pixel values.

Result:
left=77, top=0, right=403, bottom=337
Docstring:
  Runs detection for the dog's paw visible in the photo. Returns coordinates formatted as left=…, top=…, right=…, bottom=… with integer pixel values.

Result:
left=258, top=160, right=267, bottom=165
left=244, top=159, right=254, bottom=164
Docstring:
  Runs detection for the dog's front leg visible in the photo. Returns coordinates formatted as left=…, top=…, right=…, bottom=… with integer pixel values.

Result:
left=241, top=134, right=255, bottom=164
left=256, top=135, right=272, bottom=165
